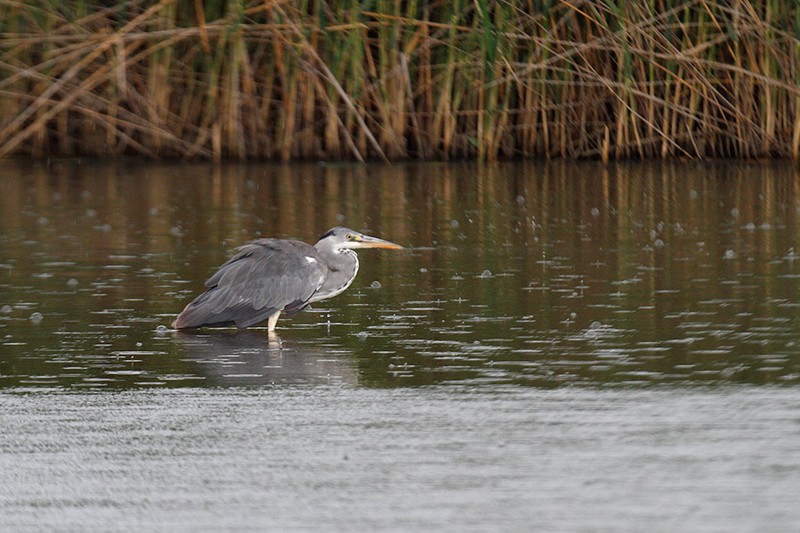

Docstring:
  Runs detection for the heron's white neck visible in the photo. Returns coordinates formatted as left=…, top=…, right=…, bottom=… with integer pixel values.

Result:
left=310, top=247, right=359, bottom=302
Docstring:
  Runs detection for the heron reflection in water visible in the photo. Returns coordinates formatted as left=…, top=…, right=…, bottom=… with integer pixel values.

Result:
left=172, top=227, right=403, bottom=331
left=174, top=331, right=360, bottom=386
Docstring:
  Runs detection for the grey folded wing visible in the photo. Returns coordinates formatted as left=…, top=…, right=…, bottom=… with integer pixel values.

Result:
left=173, top=239, right=327, bottom=328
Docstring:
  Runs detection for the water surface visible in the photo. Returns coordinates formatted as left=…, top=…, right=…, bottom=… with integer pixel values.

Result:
left=1, top=386, right=797, bottom=531
left=2, top=160, right=800, bottom=387
left=1, top=160, right=799, bottom=530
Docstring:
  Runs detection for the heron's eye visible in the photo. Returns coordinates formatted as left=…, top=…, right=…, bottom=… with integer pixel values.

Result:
left=346, top=233, right=354, bottom=240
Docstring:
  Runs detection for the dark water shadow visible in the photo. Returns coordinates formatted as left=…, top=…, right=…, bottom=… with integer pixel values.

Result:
left=174, top=330, right=359, bottom=386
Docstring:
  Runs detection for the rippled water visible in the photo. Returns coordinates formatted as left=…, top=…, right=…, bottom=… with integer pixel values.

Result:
left=2, top=386, right=798, bottom=531
left=1, top=160, right=799, bottom=529
left=2, top=160, right=799, bottom=387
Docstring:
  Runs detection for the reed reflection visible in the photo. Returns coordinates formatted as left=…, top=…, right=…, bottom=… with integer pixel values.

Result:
left=1, top=160, right=800, bottom=387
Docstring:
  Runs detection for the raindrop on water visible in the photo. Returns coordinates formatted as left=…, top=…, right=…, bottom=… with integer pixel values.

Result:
left=591, top=207, right=600, bottom=217
left=480, top=269, right=492, bottom=279
left=1, top=305, right=12, bottom=314
left=30, top=312, right=43, bottom=324
left=731, top=207, right=740, bottom=218
left=370, top=280, right=382, bottom=289
left=67, top=278, right=79, bottom=287
left=723, top=249, right=736, bottom=260
left=450, top=219, right=460, bottom=229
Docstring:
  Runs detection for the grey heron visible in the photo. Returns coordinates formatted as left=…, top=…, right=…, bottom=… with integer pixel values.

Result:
left=171, top=227, right=403, bottom=331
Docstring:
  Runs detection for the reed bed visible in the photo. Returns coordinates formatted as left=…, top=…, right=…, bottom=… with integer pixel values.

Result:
left=1, top=0, right=799, bottom=161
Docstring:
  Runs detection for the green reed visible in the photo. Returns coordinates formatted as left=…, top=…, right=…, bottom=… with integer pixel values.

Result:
left=1, top=0, right=798, bottom=161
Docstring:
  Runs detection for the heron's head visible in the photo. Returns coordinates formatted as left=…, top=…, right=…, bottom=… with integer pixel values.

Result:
left=316, top=227, right=403, bottom=252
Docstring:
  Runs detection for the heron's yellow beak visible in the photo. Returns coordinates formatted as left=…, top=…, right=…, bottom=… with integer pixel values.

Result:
left=355, top=234, right=404, bottom=250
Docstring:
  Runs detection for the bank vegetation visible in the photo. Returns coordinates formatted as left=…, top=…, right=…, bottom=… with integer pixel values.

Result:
left=1, top=0, right=799, bottom=161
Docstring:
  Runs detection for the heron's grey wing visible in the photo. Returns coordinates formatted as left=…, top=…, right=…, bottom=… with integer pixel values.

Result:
left=173, top=239, right=327, bottom=328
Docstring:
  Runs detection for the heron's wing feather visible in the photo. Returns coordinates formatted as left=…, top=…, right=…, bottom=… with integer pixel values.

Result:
left=173, top=239, right=327, bottom=328
left=204, top=243, right=260, bottom=288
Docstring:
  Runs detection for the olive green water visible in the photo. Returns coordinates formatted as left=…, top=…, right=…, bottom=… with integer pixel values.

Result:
left=1, top=160, right=799, bottom=530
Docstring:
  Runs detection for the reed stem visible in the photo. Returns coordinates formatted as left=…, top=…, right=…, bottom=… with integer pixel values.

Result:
left=0, top=0, right=798, bottom=161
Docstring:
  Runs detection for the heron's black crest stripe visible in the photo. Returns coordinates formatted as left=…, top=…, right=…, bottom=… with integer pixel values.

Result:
left=318, top=228, right=336, bottom=241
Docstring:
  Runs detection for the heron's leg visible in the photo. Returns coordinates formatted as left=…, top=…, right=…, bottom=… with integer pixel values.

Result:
left=267, top=310, right=281, bottom=332
left=267, top=330, right=281, bottom=346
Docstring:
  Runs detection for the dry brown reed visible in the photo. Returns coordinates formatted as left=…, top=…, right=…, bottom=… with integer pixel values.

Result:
left=1, top=0, right=799, bottom=161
